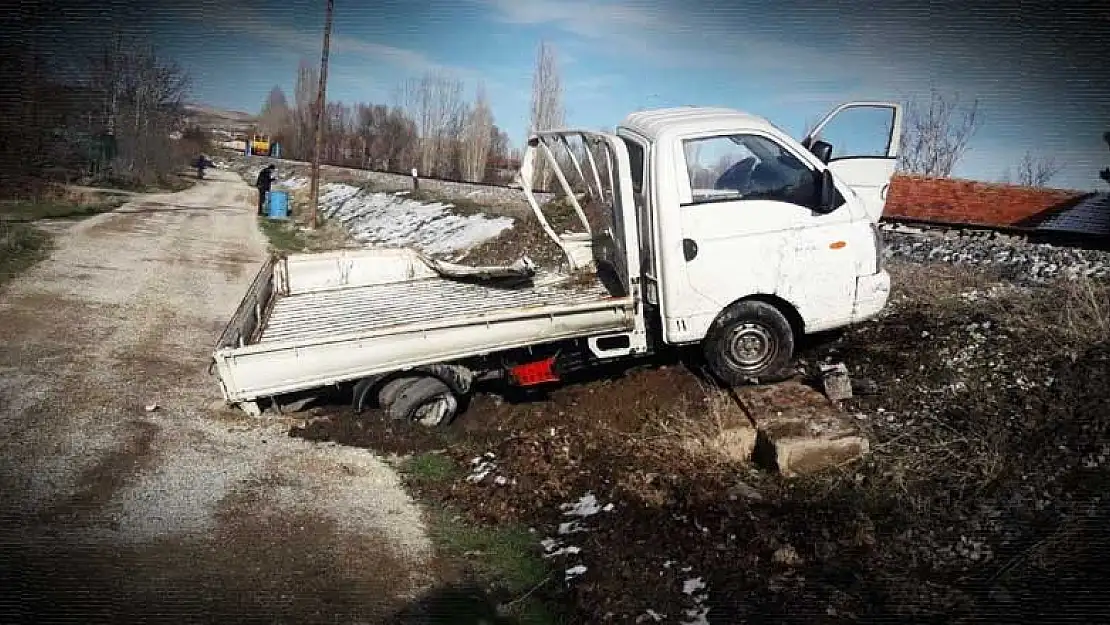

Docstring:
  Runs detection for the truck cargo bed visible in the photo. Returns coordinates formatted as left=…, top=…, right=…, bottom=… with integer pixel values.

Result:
left=257, top=270, right=614, bottom=345
left=212, top=248, right=636, bottom=403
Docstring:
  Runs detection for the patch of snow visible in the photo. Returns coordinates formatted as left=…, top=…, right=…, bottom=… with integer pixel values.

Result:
left=466, top=452, right=497, bottom=484
left=278, top=176, right=309, bottom=190
left=682, top=606, right=711, bottom=625
left=636, top=609, right=666, bottom=623
left=682, top=578, right=706, bottom=595
left=564, top=564, right=588, bottom=581
left=544, top=545, right=582, bottom=558
left=680, top=576, right=711, bottom=625
left=557, top=520, right=585, bottom=535
left=317, top=183, right=513, bottom=254
left=561, top=492, right=602, bottom=518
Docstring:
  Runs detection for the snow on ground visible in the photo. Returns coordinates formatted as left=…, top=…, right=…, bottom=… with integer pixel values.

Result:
left=280, top=178, right=514, bottom=256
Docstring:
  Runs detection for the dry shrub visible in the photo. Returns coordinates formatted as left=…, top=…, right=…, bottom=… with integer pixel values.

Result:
left=644, top=382, right=756, bottom=463
left=989, top=276, right=1110, bottom=349
left=1053, top=277, right=1110, bottom=345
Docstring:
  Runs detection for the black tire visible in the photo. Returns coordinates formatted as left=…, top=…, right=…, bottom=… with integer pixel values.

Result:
left=384, top=377, right=459, bottom=427
left=703, top=300, right=795, bottom=386
left=378, top=376, right=419, bottom=408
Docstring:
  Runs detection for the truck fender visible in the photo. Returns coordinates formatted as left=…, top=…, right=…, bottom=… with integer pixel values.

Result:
left=352, top=364, right=475, bottom=413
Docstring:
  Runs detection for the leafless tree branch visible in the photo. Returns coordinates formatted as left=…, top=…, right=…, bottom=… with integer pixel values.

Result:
left=1003, top=150, right=1064, bottom=187
left=898, top=88, right=982, bottom=178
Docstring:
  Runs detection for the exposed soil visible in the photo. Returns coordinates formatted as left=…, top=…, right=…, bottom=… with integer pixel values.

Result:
left=293, top=259, right=1110, bottom=623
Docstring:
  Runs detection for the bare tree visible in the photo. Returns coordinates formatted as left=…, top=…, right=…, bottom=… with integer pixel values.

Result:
left=459, top=83, right=494, bottom=182
left=1002, top=150, right=1064, bottom=187
left=85, top=35, right=190, bottom=186
left=483, top=125, right=512, bottom=183
left=400, top=71, right=465, bottom=178
left=529, top=40, right=565, bottom=189
left=292, top=61, right=319, bottom=159
left=898, top=88, right=982, bottom=177
left=258, top=86, right=292, bottom=143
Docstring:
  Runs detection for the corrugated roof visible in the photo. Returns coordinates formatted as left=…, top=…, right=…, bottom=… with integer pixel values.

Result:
left=1024, top=192, right=1110, bottom=236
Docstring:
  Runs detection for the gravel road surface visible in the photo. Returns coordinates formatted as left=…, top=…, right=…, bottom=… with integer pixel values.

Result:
left=0, top=170, right=433, bottom=623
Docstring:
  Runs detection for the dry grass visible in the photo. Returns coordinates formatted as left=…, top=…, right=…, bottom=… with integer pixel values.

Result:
left=644, top=381, right=756, bottom=463
left=1041, top=277, right=1110, bottom=345
left=981, top=275, right=1110, bottom=350
left=0, top=221, right=52, bottom=288
left=886, top=260, right=1006, bottom=305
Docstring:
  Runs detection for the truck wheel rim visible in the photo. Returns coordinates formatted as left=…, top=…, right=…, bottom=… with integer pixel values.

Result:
left=726, top=323, right=775, bottom=371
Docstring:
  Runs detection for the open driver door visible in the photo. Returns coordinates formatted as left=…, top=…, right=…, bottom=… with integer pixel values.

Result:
left=801, top=102, right=902, bottom=223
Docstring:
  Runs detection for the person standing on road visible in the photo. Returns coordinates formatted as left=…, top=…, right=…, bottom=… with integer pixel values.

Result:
left=194, top=154, right=212, bottom=179
left=255, top=164, right=276, bottom=216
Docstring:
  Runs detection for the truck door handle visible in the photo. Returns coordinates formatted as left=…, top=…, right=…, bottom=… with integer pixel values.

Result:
left=682, top=238, right=698, bottom=261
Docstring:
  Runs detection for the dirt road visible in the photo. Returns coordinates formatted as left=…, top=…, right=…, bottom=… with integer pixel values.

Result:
left=0, top=170, right=433, bottom=623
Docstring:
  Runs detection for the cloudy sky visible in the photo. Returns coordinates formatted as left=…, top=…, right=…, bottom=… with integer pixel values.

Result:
left=21, top=0, right=1110, bottom=190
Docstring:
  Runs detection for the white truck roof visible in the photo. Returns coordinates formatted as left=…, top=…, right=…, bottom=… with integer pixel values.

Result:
left=618, top=106, right=785, bottom=141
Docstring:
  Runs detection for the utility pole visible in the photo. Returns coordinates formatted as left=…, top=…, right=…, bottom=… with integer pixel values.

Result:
left=308, top=0, right=334, bottom=230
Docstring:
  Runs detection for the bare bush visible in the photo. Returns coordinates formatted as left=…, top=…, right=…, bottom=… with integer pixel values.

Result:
left=1003, top=151, right=1063, bottom=187
left=898, top=88, right=982, bottom=178
left=998, top=277, right=1110, bottom=349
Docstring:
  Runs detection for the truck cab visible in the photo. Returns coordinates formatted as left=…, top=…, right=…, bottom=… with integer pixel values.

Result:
left=521, top=101, right=902, bottom=385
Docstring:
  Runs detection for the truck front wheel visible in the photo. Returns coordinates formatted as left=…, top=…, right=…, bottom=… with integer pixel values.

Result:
left=704, top=300, right=795, bottom=386
left=384, top=376, right=459, bottom=427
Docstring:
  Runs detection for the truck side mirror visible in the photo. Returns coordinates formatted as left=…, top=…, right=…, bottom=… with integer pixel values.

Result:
left=815, top=168, right=837, bottom=214
left=809, top=140, right=833, bottom=164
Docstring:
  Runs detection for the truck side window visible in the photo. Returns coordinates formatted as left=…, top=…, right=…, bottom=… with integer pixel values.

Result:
left=682, top=134, right=820, bottom=208
left=621, top=138, right=645, bottom=194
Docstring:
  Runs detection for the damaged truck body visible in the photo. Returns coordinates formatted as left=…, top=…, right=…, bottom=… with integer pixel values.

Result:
left=212, top=102, right=902, bottom=425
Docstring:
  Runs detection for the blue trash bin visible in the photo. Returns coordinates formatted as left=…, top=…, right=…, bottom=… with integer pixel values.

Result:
left=267, top=190, right=290, bottom=220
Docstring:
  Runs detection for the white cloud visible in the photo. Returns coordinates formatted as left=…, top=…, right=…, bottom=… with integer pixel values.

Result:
left=479, top=0, right=1006, bottom=105
left=177, top=3, right=489, bottom=85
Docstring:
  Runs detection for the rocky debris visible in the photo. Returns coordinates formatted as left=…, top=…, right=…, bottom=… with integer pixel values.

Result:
left=819, top=362, right=853, bottom=402
left=880, top=224, right=1110, bottom=283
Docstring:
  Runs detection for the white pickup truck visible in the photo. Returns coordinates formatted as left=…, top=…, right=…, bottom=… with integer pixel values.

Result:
left=212, top=102, right=902, bottom=425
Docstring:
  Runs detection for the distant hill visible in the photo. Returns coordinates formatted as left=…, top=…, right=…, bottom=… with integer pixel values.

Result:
left=184, top=103, right=257, bottom=135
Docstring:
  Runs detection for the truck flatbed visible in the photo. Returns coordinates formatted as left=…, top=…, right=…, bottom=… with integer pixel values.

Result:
left=257, top=268, right=614, bottom=345
left=212, top=248, right=635, bottom=405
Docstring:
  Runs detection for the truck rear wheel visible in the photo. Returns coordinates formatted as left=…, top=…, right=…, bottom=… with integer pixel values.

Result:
left=704, top=300, right=795, bottom=386
left=384, top=377, right=459, bottom=427
left=378, top=376, right=418, bottom=408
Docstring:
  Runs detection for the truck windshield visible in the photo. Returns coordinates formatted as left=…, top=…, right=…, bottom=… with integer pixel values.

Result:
left=684, top=134, right=817, bottom=206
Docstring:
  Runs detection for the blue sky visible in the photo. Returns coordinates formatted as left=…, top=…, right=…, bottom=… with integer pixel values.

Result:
left=28, top=0, right=1110, bottom=190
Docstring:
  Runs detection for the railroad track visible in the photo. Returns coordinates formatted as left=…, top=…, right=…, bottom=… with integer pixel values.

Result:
left=879, top=216, right=1109, bottom=252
